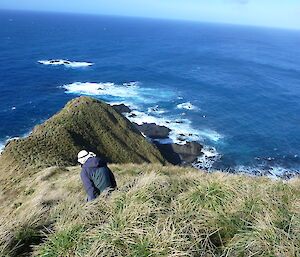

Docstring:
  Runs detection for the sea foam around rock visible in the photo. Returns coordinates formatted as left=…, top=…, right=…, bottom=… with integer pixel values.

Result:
left=38, top=59, right=94, bottom=67
left=62, top=81, right=300, bottom=178
left=60, top=80, right=300, bottom=178
left=62, top=80, right=223, bottom=168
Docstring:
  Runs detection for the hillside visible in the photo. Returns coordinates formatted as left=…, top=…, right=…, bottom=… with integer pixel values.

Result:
left=0, top=96, right=299, bottom=257
left=0, top=164, right=299, bottom=257
left=0, top=96, right=166, bottom=171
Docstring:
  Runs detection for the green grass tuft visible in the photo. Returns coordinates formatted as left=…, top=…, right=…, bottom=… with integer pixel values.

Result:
left=37, top=225, right=88, bottom=257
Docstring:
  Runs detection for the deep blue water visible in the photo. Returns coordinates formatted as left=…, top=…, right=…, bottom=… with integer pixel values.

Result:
left=1, top=10, right=300, bottom=177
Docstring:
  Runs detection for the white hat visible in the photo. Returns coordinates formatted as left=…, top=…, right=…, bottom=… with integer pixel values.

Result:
left=77, top=150, right=96, bottom=164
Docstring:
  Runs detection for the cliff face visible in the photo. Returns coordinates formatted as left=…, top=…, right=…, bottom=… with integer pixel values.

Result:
left=0, top=96, right=166, bottom=169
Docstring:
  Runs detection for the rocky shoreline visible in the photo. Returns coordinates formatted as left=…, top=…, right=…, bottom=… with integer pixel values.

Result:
left=112, top=103, right=204, bottom=167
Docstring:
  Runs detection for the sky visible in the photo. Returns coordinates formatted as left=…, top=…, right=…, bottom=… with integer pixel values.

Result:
left=0, top=0, right=299, bottom=30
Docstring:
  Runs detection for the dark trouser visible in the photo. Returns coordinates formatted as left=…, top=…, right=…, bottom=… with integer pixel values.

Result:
left=86, top=187, right=115, bottom=202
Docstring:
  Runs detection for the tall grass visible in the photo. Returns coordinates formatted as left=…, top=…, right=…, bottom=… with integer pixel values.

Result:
left=0, top=164, right=299, bottom=256
left=0, top=96, right=166, bottom=169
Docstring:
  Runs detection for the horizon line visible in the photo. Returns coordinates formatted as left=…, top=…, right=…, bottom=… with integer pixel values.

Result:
left=1, top=7, right=300, bottom=32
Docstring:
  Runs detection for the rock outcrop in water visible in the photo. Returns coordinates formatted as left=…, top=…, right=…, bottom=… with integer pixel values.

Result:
left=0, top=96, right=166, bottom=169
left=110, top=102, right=204, bottom=166
left=154, top=141, right=203, bottom=165
left=112, top=103, right=132, bottom=114
left=133, top=123, right=171, bottom=139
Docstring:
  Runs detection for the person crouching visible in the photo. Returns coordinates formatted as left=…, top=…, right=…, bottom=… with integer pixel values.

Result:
left=78, top=150, right=117, bottom=202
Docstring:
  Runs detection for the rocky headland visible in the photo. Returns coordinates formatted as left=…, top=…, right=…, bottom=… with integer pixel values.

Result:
left=0, top=96, right=166, bottom=172
left=0, top=96, right=205, bottom=178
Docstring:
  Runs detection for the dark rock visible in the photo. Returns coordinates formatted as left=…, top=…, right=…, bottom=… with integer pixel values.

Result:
left=133, top=123, right=171, bottom=139
left=155, top=141, right=203, bottom=166
left=177, top=134, right=187, bottom=141
left=112, top=104, right=132, bottom=114
left=128, top=114, right=137, bottom=118
left=176, top=133, right=194, bottom=142
left=154, top=143, right=181, bottom=165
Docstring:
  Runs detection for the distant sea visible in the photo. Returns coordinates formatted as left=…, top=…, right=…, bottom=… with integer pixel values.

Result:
left=1, top=10, right=300, bottom=177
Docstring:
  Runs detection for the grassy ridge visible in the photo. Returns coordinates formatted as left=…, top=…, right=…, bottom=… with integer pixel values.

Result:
left=0, top=96, right=166, bottom=170
left=1, top=164, right=299, bottom=256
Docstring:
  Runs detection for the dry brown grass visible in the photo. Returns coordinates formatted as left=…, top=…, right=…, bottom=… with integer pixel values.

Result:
left=0, top=164, right=299, bottom=256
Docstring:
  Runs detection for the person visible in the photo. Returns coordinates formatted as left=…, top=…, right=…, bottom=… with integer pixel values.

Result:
left=78, top=150, right=117, bottom=202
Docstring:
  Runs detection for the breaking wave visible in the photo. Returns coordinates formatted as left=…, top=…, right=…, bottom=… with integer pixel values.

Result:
left=62, top=80, right=222, bottom=143
left=0, top=142, right=6, bottom=154
left=192, top=146, right=221, bottom=170
left=177, top=102, right=198, bottom=110
left=233, top=165, right=299, bottom=179
left=62, top=81, right=176, bottom=104
left=62, top=80, right=223, bottom=169
left=147, top=105, right=166, bottom=114
left=63, top=82, right=136, bottom=98
left=125, top=110, right=222, bottom=145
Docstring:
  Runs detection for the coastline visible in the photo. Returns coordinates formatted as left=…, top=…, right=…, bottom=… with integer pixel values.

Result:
left=112, top=103, right=221, bottom=169
left=1, top=99, right=299, bottom=179
left=111, top=102, right=300, bottom=179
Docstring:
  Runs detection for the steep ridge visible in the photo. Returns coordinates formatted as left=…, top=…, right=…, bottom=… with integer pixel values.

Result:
left=0, top=96, right=166, bottom=171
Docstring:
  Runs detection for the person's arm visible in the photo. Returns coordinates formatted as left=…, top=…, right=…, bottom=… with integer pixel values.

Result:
left=80, top=168, right=98, bottom=201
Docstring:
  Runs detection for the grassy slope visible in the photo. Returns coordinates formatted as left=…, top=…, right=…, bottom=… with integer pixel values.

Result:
left=0, top=96, right=166, bottom=171
left=0, top=164, right=299, bottom=257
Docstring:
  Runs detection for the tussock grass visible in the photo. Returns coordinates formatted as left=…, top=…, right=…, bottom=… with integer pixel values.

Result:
left=0, top=96, right=166, bottom=170
left=0, top=164, right=299, bottom=256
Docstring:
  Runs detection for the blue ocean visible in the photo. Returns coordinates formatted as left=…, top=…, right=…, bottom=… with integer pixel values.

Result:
left=1, top=10, right=300, bottom=177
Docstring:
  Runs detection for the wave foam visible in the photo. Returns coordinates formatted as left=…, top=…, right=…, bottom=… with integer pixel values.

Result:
left=38, top=59, right=93, bottom=67
left=147, top=105, right=165, bottom=114
left=177, top=102, right=198, bottom=110
left=63, top=82, right=139, bottom=98
left=192, top=146, right=221, bottom=170
left=0, top=142, right=6, bottom=154
left=0, top=130, right=32, bottom=154
left=123, top=82, right=140, bottom=87
left=125, top=111, right=200, bottom=144
left=197, top=130, right=223, bottom=142
left=62, top=81, right=175, bottom=104
left=62, top=80, right=222, bottom=166
left=125, top=110, right=222, bottom=145
left=234, top=165, right=299, bottom=179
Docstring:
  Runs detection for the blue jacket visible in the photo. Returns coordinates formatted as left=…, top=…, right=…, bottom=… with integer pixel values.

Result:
left=80, top=157, right=117, bottom=201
